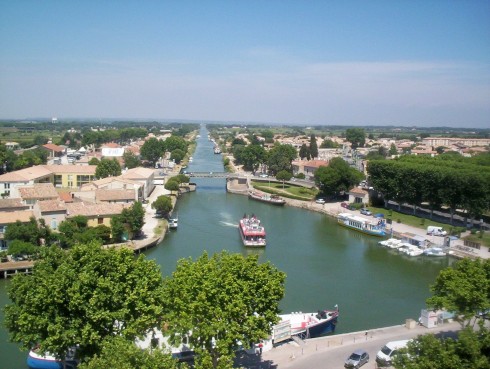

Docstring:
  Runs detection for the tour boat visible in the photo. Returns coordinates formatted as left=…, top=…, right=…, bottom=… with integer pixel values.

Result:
left=272, top=305, right=339, bottom=343
left=248, top=190, right=286, bottom=206
left=239, top=214, right=266, bottom=247
left=214, top=146, right=221, bottom=154
left=27, top=347, right=77, bottom=369
left=337, top=212, right=386, bottom=237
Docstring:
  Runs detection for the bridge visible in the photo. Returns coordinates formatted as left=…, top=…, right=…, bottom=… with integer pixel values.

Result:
left=185, top=171, right=247, bottom=178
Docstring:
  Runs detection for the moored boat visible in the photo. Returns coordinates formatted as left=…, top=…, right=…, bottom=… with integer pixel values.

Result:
left=423, top=247, right=447, bottom=257
left=337, top=212, right=386, bottom=237
left=27, top=347, right=77, bottom=369
left=239, top=214, right=266, bottom=247
left=169, top=215, right=178, bottom=229
left=272, top=305, right=339, bottom=343
left=248, top=190, right=286, bottom=206
left=398, top=243, right=424, bottom=256
left=214, top=146, right=221, bottom=154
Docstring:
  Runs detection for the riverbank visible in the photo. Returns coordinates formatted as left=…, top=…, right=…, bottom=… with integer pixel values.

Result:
left=226, top=177, right=489, bottom=260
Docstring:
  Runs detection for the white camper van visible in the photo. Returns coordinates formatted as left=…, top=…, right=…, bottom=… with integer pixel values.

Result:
left=427, top=226, right=447, bottom=236
left=376, top=339, right=410, bottom=366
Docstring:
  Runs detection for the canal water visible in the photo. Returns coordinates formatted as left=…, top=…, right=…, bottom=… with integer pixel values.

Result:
left=0, top=124, right=454, bottom=367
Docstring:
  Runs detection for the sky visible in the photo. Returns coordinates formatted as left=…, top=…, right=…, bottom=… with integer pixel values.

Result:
left=0, top=1, right=489, bottom=128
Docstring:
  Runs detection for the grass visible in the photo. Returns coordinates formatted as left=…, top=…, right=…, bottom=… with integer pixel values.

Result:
left=251, top=180, right=317, bottom=200
left=367, top=205, right=489, bottom=247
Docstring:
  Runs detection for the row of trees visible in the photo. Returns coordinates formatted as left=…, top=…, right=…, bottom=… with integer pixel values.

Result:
left=233, top=142, right=297, bottom=175
left=367, top=154, right=490, bottom=223
left=140, top=136, right=188, bottom=166
left=0, top=144, right=49, bottom=175
left=5, top=245, right=285, bottom=369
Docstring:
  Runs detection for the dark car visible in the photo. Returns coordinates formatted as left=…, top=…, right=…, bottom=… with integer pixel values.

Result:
left=341, top=202, right=349, bottom=208
left=344, top=349, right=369, bottom=368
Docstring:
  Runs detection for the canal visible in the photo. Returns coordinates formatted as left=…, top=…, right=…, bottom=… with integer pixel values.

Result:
left=0, top=124, right=454, bottom=367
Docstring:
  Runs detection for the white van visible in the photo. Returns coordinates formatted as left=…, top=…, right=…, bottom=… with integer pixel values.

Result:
left=376, top=339, right=410, bottom=366
left=427, top=226, right=447, bottom=236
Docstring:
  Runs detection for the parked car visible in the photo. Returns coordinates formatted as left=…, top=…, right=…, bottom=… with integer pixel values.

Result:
left=376, top=339, right=410, bottom=366
left=315, top=198, right=326, bottom=204
left=341, top=202, right=349, bottom=208
left=360, top=208, right=372, bottom=216
left=344, top=349, right=369, bottom=368
left=259, top=173, right=268, bottom=178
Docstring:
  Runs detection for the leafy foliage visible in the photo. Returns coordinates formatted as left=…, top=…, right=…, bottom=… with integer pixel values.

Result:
left=95, top=158, right=121, bottom=179
left=4, top=217, right=51, bottom=246
left=122, top=151, right=141, bottom=169
left=267, top=143, right=297, bottom=175
left=141, top=137, right=165, bottom=165
left=345, top=128, right=366, bottom=150
left=314, top=157, right=364, bottom=197
left=162, top=251, right=286, bottom=369
left=78, top=336, right=180, bottom=369
left=4, top=242, right=166, bottom=362
left=152, top=195, right=173, bottom=218
left=426, top=258, right=490, bottom=325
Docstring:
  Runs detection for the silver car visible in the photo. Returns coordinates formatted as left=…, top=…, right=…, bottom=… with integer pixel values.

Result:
left=344, top=349, right=369, bottom=368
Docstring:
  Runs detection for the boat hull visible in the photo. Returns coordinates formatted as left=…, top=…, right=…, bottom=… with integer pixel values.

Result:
left=248, top=193, right=286, bottom=206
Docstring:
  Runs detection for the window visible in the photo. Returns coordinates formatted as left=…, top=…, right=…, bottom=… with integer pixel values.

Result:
left=54, top=175, right=62, bottom=187
left=77, top=175, right=92, bottom=186
left=51, top=219, right=57, bottom=230
left=98, top=217, right=103, bottom=225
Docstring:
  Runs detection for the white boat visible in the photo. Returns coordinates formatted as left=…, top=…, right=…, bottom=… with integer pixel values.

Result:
left=398, top=243, right=424, bottom=256
left=27, top=347, right=77, bottom=369
left=423, top=247, right=447, bottom=257
left=337, top=213, right=386, bottom=237
left=272, top=306, right=339, bottom=343
left=379, top=238, right=403, bottom=249
left=169, top=215, right=178, bottom=229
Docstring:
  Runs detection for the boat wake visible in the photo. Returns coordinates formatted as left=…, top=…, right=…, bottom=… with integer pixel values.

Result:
left=220, top=221, right=238, bottom=228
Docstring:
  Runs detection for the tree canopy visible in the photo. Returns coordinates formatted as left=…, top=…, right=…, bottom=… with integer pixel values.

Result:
left=314, top=157, right=364, bottom=198
left=345, top=128, right=366, bottom=150
left=4, top=242, right=166, bottom=363
left=162, top=251, right=286, bottom=369
left=267, top=144, right=297, bottom=175
left=152, top=195, right=173, bottom=218
left=95, top=158, right=121, bottom=179
left=141, top=137, right=165, bottom=165
left=426, top=258, right=490, bottom=326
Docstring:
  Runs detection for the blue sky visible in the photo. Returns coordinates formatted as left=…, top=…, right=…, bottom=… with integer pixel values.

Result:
left=1, top=1, right=489, bottom=128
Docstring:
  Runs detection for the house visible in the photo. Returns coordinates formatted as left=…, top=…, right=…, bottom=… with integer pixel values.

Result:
left=348, top=187, right=369, bottom=205
left=291, top=160, right=329, bottom=180
left=120, top=167, right=155, bottom=199
left=17, top=183, right=60, bottom=207
left=33, top=200, right=67, bottom=231
left=0, top=166, right=53, bottom=198
left=95, top=189, right=136, bottom=204
left=41, top=143, right=65, bottom=158
left=79, top=177, right=142, bottom=201
left=0, top=210, right=35, bottom=250
left=0, top=165, right=97, bottom=198
left=65, top=202, right=125, bottom=228
left=0, top=198, right=30, bottom=212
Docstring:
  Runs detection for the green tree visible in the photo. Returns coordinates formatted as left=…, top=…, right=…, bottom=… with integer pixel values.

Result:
left=345, top=128, right=366, bottom=150
left=141, top=137, right=165, bottom=166
left=267, top=143, right=297, bottom=175
left=95, top=158, right=121, bottom=179
left=426, top=258, right=490, bottom=326
left=389, top=143, right=398, bottom=156
left=170, top=149, right=185, bottom=164
left=78, top=336, right=180, bottom=369
left=240, top=144, right=267, bottom=172
left=121, top=202, right=145, bottom=239
left=163, top=135, right=188, bottom=153
left=276, top=170, right=293, bottom=188
left=152, top=195, right=173, bottom=218
left=320, top=139, right=339, bottom=149
left=7, top=240, right=38, bottom=258
left=122, top=151, right=141, bottom=169
left=299, top=144, right=311, bottom=160
left=393, top=326, right=490, bottom=369
left=4, top=242, right=166, bottom=363
left=314, top=157, right=363, bottom=197
left=110, top=215, right=127, bottom=242
left=4, top=217, right=51, bottom=246
left=165, top=179, right=180, bottom=195
left=309, top=134, right=318, bottom=159
left=162, top=251, right=286, bottom=369
left=88, top=157, right=100, bottom=166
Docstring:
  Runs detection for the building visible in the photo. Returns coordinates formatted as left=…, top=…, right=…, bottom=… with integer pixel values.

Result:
left=65, top=202, right=126, bottom=228
left=291, top=160, right=329, bottom=180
